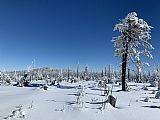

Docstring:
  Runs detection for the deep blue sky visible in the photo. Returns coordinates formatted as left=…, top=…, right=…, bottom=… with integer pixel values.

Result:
left=0, top=0, right=159, bottom=71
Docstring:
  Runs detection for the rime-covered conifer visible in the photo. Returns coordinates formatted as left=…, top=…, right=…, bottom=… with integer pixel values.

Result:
left=112, top=12, right=154, bottom=91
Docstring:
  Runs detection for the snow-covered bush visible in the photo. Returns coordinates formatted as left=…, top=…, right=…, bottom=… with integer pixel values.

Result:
left=4, top=105, right=26, bottom=119
left=143, top=96, right=152, bottom=102
left=43, top=85, right=48, bottom=90
left=142, top=86, right=148, bottom=90
left=158, top=81, right=160, bottom=90
left=75, top=85, right=86, bottom=110
left=149, top=80, right=157, bottom=87
left=155, top=91, right=160, bottom=99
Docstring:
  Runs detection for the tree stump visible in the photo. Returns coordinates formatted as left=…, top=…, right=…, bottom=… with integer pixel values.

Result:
left=108, top=95, right=116, bottom=107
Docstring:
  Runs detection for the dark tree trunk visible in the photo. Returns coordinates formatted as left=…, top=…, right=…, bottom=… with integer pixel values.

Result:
left=121, top=20, right=131, bottom=91
left=121, top=43, right=128, bottom=91
left=128, top=67, right=130, bottom=82
left=105, top=67, right=107, bottom=76
left=108, top=65, right=111, bottom=79
left=76, top=66, right=79, bottom=78
left=67, top=67, right=70, bottom=81
left=101, top=70, right=104, bottom=77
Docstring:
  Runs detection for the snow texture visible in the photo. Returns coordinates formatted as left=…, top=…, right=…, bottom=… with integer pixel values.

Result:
left=0, top=81, right=160, bottom=120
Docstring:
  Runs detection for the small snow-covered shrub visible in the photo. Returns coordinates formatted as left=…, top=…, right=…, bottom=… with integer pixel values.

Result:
left=5, top=79, right=11, bottom=84
left=57, top=83, right=61, bottom=88
left=76, top=88, right=85, bottom=105
left=40, top=85, right=48, bottom=90
left=43, top=85, right=48, bottom=90
left=4, top=105, right=26, bottom=119
left=158, top=81, right=160, bottom=90
left=143, top=96, right=152, bottom=102
left=151, top=90, right=156, bottom=94
left=142, top=86, right=148, bottom=90
left=155, top=91, right=160, bottom=99
left=149, top=81, right=157, bottom=87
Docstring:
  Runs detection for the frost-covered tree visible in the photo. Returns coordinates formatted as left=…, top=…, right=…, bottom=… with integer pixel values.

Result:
left=112, top=12, right=154, bottom=91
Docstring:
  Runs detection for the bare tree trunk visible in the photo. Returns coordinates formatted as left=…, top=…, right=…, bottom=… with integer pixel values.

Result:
left=137, top=68, right=140, bottom=82
left=67, top=67, right=70, bottom=81
left=76, top=64, right=79, bottom=79
left=122, top=53, right=127, bottom=91
left=121, top=43, right=128, bottom=91
left=105, top=67, right=107, bottom=76
left=128, top=67, right=130, bottom=82
left=121, top=20, right=131, bottom=91
left=136, top=60, right=141, bottom=83
left=108, top=65, right=111, bottom=83
left=101, top=70, right=104, bottom=77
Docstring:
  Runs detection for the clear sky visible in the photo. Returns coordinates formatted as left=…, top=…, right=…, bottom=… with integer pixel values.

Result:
left=0, top=0, right=159, bottom=71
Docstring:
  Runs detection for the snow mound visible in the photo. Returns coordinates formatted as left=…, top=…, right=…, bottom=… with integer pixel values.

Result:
left=105, top=103, right=115, bottom=109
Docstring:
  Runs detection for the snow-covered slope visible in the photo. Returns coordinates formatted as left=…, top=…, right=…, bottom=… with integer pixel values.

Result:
left=0, top=81, right=160, bottom=120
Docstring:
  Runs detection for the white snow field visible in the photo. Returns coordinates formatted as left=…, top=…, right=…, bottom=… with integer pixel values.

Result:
left=0, top=81, right=160, bottom=120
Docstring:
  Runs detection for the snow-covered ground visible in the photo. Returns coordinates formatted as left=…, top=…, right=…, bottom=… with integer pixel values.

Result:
left=0, top=81, right=160, bottom=120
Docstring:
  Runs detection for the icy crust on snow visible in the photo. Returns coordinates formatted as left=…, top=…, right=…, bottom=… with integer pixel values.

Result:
left=0, top=81, right=160, bottom=120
